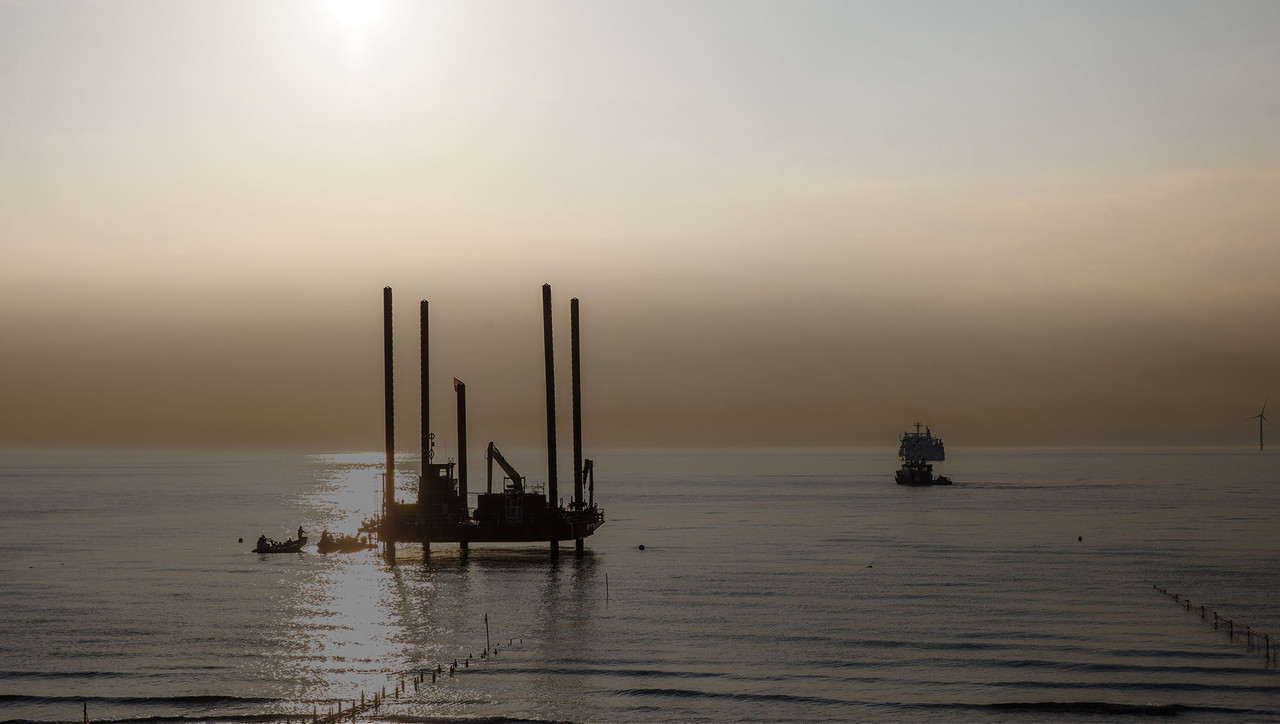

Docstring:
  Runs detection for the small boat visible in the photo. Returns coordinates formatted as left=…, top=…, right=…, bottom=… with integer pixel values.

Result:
left=316, top=531, right=375, bottom=554
left=896, top=422, right=953, bottom=486
left=253, top=535, right=307, bottom=553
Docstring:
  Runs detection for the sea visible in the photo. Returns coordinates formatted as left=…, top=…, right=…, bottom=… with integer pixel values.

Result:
left=1, top=447, right=1279, bottom=723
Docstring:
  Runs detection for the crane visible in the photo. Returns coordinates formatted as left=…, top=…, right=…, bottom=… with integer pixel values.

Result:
left=486, top=442, right=526, bottom=493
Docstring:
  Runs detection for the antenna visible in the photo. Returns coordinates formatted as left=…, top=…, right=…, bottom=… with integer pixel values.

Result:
left=1246, top=394, right=1276, bottom=451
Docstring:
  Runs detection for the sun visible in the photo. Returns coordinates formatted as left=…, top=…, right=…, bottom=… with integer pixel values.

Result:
left=327, top=0, right=383, bottom=38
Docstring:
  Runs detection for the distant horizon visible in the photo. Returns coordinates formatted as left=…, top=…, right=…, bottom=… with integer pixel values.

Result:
left=1, top=441, right=1271, bottom=456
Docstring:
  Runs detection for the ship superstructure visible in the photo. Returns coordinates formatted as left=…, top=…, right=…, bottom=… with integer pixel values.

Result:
left=895, top=422, right=952, bottom=486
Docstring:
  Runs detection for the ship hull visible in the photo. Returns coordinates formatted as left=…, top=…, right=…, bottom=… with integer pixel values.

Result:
left=379, top=499, right=604, bottom=544
left=895, top=463, right=952, bottom=486
left=382, top=519, right=605, bottom=543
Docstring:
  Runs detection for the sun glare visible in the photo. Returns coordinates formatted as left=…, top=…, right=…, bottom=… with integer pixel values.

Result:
left=328, top=0, right=383, bottom=39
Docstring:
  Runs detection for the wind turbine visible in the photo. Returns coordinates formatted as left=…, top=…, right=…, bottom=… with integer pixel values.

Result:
left=1246, top=395, right=1276, bottom=451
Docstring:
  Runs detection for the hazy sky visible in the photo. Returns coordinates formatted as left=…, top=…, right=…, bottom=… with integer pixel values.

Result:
left=3, top=0, right=1279, bottom=451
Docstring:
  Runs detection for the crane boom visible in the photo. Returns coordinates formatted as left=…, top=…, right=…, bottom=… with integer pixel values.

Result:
left=486, top=442, right=525, bottom=492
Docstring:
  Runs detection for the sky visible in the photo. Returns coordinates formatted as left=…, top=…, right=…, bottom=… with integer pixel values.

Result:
left=2, top=0, right=1279, bottom=452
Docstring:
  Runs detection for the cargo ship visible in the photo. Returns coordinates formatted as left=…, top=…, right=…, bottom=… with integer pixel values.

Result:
left=896, top=422, right=952, bottom=486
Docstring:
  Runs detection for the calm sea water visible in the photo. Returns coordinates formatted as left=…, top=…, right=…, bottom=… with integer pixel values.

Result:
left=1, top=448, right=1279, bottom=723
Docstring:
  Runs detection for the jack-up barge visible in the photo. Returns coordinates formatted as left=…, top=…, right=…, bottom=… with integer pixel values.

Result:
left=372, top=284, right=603, bottom=561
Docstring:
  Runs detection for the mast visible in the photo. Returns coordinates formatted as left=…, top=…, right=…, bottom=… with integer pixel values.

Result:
left=542, top=284, right=559, bottom=559
left=571, top=297, right=584, bottom=554
left=456, top=378, right=468, bottom=554
left=427, top=301, right=432, bottom=488
left=456, top=379, right=468, bottom=511
left=383, top=287, right=395, bottom=516
left=420, top=299, right=430, bottom=555
left=571, top=297, right=583, bottom=510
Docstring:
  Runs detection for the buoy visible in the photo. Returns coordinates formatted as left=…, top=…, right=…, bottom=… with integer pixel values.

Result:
left=1078, top=536, right=1083, bottom=542
left=238, top=538, right=243, bottom=543
left=638, top=544, right=645, bottom=550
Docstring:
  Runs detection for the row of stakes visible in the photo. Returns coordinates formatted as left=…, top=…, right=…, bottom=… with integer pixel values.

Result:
left=78, top=636, right=523, bottom=724
left=1155, top=585, right=1278, bottom=667
left=305, top=635, right=522, bottom=723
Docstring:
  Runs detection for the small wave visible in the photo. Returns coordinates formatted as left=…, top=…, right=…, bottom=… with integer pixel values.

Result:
left=218, top=715, right=577, bottom=724
left=611, top=687, right=845, bottom=707
left=979, top=700, right=1263, bottom=717
left=376, top=717, right=577, bottom=724
left=983, top=680, right=1280, bottom=695
left=0, top=694, right=276, bottom=706
left=0, top=716, right=287, bottom=724
left=474, top=665, right=722, bottom=680
left=0, top=671, right=147, bottom=681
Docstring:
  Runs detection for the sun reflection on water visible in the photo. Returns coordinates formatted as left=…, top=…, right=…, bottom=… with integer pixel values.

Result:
left=268, top=453, right=609, bottom=719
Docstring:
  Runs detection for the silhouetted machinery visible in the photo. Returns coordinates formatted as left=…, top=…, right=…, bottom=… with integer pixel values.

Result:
left=374, top=284, right=604, bottom=560
left=486, top=441, right=525, bottom=493
left=472, top=442, right=595, bottom=529
left=472, top=441, right=540, bottom=527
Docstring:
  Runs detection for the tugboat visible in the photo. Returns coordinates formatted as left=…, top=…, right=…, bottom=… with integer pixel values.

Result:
left=896, top=422, right=952, bottom=486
